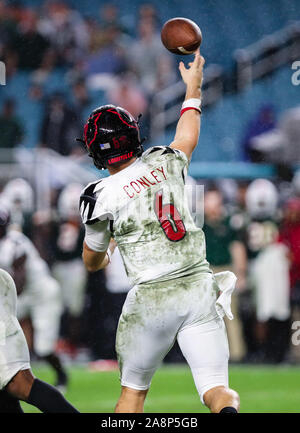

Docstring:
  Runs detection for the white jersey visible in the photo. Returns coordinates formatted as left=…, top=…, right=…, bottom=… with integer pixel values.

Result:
left=81, top=146, right=210, bottom=286
left=0, top=229, right=51, bottom=291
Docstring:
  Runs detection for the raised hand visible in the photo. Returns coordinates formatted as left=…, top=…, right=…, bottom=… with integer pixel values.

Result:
left=178, top=50, right=205, bottom=90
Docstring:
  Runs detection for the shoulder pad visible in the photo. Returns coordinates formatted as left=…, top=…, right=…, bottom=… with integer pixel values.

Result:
left=142, top=146, right=177, bottom=159
left=80, top=180, right=102, bottom=198
left=145, top=145, right=177, bottom=155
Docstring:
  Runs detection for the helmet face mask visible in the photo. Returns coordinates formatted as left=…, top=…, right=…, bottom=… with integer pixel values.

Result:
left=82, top=105, right=144, bottom=170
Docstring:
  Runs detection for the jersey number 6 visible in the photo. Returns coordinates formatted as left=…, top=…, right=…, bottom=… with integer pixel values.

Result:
left=154, top=190, right=186, bottom=242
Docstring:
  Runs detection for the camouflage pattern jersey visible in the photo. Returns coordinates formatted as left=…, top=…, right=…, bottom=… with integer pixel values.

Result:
left=80, top=146, right=211, bottom=286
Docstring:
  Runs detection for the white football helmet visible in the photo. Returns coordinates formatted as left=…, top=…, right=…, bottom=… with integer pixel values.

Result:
left=58, top=182, right=84, bottom=219
left=2, top=178, right=34, bottom=213
left=246, top=178, right=278, bottom=219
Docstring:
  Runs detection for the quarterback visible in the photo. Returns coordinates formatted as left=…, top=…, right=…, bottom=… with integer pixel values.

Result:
left=79, top=51, right=240, bottom=413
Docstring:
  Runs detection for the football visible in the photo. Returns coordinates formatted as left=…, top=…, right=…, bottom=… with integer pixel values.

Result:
left=161, top=17, right=202, bottom=55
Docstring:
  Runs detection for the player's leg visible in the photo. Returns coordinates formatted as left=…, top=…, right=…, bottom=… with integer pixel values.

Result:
left=0, top=389, right=24, bottom=413
left=114, top=287, right=178, bottom=413
left=0, top=269, right=32, bottom=411
left=5, top=368, right=34, bottom=400
left=53, top=259, right=86, bottom=347
left=31, top=278, right=68, bottom=390
left=177, top=317, right=240, bottom=413
left=115, top=315, right=168, bottom=413
left=115, top=387, right=148, bottom=413
left=43, top=352, right=68, bottom=391
left=202, top=385, right=239, bottom=413
left=0, top=269, right=78, bottom=412
left=6, top=369, right=79, bottom=413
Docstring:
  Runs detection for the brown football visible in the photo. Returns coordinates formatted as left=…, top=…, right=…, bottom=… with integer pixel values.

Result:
left=161, top=17, right=202, bottom=55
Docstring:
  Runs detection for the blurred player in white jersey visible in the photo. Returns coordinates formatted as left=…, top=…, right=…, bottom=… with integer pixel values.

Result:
left=1, top=178, right=34, bottom=234
left=52, top=183, right=87, bottom=355
left=243, top=179, right=290, bottom=363
left=0, top=267, right=78, bottom=412
left=0, top=204, right=68, bottom=391
left=79, top=51, right=240, bottom=413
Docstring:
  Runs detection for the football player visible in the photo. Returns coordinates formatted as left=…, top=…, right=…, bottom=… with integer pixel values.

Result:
left=1, top=178, right=34, bottom=235
left=242, top=179, right=290, bottom=363
left=79, top=51, right=240, bottom=413
left=0, top=267, right=78, bottom=413
left=0, top=204, right=68, bottom=391
left=52, top=183, right=87, bottom=354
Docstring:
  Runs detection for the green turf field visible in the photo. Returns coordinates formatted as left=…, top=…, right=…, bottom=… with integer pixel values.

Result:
left=21, top=364, right=300, bottom=413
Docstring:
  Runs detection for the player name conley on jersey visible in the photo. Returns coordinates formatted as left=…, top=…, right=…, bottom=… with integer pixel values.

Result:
left=123, top=166, right=167, bottom=198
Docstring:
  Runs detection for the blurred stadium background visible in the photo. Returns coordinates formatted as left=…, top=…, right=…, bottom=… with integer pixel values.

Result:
left=1, top=0, right=300, bottom=412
